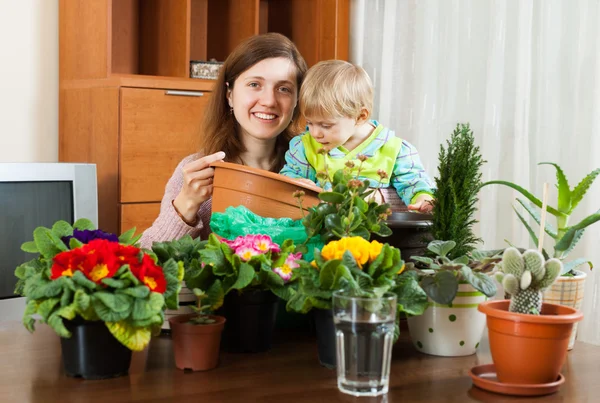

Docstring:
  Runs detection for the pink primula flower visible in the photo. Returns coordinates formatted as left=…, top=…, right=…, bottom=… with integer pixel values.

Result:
left=274, top=265, right=293, bottom=282
left=251, top=235, right=280, bottom=254
left=235, top=246, right=260, bottom=261
left=285, top=252, right=302, bottom=269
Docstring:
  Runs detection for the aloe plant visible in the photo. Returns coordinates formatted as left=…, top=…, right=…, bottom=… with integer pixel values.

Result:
left=482, top=163, right=600, bottom=274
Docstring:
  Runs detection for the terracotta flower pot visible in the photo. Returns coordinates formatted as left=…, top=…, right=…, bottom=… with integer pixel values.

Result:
left=169, top=314, right=226, bottom=371
left=210, top=161, right=321, bottom=219
left=478, top=300, right=583, bottom=385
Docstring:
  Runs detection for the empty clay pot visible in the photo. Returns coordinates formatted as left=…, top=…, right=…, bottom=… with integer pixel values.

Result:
left=169, top=314, right=226, bottom=371
left=210, top=162, right=321, bottom=219
left=478, top=300, right=583, bottom=385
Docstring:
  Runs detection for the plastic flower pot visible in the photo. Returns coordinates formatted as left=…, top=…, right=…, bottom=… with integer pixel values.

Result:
left=478, top=300, right=583, bottom=385
left=169, top=313, right=226, bottom=371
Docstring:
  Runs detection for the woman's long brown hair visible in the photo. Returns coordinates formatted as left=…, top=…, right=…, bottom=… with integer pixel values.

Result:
left=200, top=33, right=308, bottom=172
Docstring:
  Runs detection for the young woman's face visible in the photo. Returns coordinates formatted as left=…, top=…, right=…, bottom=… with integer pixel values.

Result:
left=228, top=57, right=298, bottom=143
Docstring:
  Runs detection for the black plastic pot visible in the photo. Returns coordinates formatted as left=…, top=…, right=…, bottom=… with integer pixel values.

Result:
left=373, top=212, right=433, bottom=260
left=61, top=318, right=132, bottom=380
left=218, top=289, right=279, bottom=353
left=313, top=308, right=336, bottom=369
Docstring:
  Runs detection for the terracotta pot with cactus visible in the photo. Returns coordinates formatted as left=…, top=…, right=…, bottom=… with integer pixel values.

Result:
left=478, top=247, right=583, bottom=386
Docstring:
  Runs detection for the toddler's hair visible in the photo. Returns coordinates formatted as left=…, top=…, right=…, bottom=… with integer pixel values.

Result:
left=299, top=60, right=373, bottom=120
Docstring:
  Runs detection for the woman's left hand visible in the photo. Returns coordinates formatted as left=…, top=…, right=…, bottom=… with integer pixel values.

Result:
left=407, top=194, right=435, bottom=213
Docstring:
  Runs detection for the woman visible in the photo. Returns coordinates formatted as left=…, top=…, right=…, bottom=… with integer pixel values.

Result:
left=140, top=33, right=308, bottom=249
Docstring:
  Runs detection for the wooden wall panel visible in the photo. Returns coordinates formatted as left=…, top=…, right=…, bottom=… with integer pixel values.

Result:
left=120, top=203, right=161, bottom=234
left=190, top=0, right=209, bottom=61
left=111, top=0, right=140, bottom=74
left=59, top=87, right=120, bottom=234
left=59, top=0, right=110, bottom=80
left=139, top=0, right=190, bottom=77
left=207, top=0, right=259, bottom=61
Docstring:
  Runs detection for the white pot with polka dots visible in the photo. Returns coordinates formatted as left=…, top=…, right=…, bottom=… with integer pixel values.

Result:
left=407, top=284, right=488, bottom=356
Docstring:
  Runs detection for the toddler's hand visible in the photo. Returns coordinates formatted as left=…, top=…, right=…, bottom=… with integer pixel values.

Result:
left=407, top=194, right=434, bottom=213
left=295, top=178, right=319, bottom=187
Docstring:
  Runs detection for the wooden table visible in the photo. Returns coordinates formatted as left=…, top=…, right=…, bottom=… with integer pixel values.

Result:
left=1, top=320, right=598, bottom=402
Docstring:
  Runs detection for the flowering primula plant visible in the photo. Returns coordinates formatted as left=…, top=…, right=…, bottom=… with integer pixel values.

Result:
left=286, top=236, right=428, bottom=316
left=183, top=233, right=300, bottom=310
left=14, top=219, right=182, bottom=351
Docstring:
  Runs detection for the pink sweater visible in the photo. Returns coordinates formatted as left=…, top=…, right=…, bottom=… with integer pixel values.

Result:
left=140, top=154, right=408, bottom=249
left=140, top=154, right=212, bottom=249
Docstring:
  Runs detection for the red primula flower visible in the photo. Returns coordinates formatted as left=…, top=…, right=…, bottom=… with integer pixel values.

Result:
left=50, top=249, right=85, bottom=279
left=115, top=243, right=141, bottom=267
left=77, top=239, right=121, bottom=283
left=131, top=254, right=167, bottom=294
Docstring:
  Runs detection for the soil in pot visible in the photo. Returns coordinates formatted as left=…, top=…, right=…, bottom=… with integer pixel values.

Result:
left=61, top=318, right=132, bottom=380
left=169, top=313, right=226, bottom=371
left=478, top=300, right=583, bottom=385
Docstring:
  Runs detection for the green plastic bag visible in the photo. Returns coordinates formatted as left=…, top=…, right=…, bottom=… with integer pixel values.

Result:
left=210, top=206, right=323, bottom=261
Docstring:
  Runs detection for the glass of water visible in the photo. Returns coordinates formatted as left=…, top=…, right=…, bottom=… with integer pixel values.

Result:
left=333, top=290, right=397, bottom=397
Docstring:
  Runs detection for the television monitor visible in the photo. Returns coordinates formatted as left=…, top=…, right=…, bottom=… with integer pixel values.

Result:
left=0, top=163, right=98, bottom=321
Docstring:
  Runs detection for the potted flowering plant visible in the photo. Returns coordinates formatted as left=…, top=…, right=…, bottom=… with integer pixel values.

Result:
left=482, top=162, right=599, bottom=349
left=477, top=248, right=583, bottom=387
left=13, top=219, right=181, bottom=379
left=183, top=233, right=301, bottom=353
left=287, top=236, right=428, bottom=368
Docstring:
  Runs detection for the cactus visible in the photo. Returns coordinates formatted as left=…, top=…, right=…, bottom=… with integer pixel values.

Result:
left=497, top=247, right=562, bottom=314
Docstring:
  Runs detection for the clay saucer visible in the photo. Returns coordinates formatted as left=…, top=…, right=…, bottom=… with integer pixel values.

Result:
left=469, top=364, right=564, bottom=397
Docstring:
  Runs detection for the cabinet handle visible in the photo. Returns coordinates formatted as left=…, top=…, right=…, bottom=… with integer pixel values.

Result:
left=165, top=90, right=204, bottom=97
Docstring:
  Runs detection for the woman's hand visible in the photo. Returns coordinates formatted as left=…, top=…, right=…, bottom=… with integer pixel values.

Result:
left=173, top=151, right=226, bottom=223
left=407, top=193, right=434, bottom=213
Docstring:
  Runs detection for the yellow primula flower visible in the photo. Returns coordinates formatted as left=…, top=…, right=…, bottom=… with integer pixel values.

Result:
left=369, top=240, right=384, bottom=263
left=320, top=237, right=371, bottom=268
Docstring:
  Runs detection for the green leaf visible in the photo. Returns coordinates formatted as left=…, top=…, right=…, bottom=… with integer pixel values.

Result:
left=308, top=297, right=331, bottom=310
left=101, top=278, right=130, bottom=289
left=513, top=205, right=539, bottom=249
left=37, top=298, right=60, bottom=321
left=392, top=273, right=429, bottom=316
left=131, top=292, right=164, bottom=320
left=570, top=167, right=600, bottom=212
left=229, top=262, right=255, bottom=291
left=460, top=266, right=497, bottom=297
left=561, top=258, right=592, bottom=275
left=319, top=192, right=345, bottom=204
left=481, top=180, right=565, bottom=217
left=69, top=238, right=84, bottom=249
left=319, top=260, right=337, bottom=290
left=73, top=218, right=95, bottom=231
left=427, top=240, right=456, bottom=258
left=420, top=271, right=458, bottom=305
left=515, top=198, right=558, bottom=239
left=555, top=211, right=600, bottom=252
left=324, top=214, right=344, bottom=233
left=20, top=241, right=39, bottom=254
left=118, top=227, right=137, bottom=244
left=117, top=285, right=151, bottom=299
left=51, top=220, right=73, bottom=240
left=106, top=321, right=151, bottom=351
left=72, top=270, right=99, bottom=291
left=29, top=278, right=65, bottom=300
left=60, top=286, right=73, bottom=307
left=33, top=227, right=64, bottom=259
left=539, top=162, right=571, bottom=213
left=93, top=292, right=133, bottom=313
left=452, top=255, right=469, bottom=265
left=74, top=289, right=91, bottom=311
left=206, top=280, right=225, bottom=310
left=47, top=313, right=71, bottom=338
left=22, top=300, right=37, bottom=332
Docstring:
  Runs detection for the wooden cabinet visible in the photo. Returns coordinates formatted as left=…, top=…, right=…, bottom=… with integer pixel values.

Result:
left=59, top=0, right=349, bottom=235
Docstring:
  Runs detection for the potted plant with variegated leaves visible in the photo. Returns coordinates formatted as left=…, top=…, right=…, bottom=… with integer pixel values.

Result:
left=404, top=240, right=500, bottom=357
left=482, top=162, right=599, bottom=348
left=14, top=219, right=181, bottom=379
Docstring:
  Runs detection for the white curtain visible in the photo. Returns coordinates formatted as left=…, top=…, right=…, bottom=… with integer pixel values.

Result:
left=350, top=0, right=600, bottom=344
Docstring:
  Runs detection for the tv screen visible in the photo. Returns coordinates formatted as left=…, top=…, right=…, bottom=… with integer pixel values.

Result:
left=0, top=181, right=74, bottom=299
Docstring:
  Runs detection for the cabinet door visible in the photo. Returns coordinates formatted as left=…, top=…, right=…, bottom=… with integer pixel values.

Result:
left=120, top=87, right=211, bottom=203
left=120, top=203, right=161, bottom=234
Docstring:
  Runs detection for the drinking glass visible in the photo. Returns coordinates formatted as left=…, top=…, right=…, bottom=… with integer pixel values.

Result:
left=333, top=290, right=397, bottom=397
